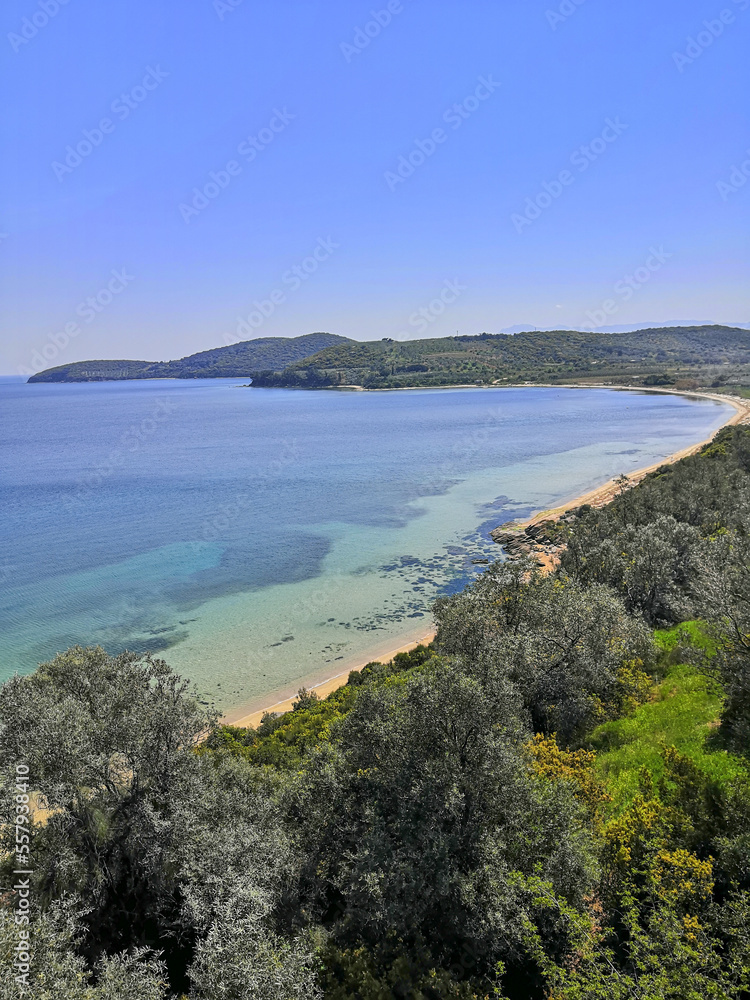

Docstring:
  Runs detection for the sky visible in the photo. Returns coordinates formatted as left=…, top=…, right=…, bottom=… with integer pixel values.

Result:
left=1, top=0, right=748, bottom=373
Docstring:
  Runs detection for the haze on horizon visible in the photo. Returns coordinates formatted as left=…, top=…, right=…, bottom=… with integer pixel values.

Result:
left=1, top=0, right=748, bottom=375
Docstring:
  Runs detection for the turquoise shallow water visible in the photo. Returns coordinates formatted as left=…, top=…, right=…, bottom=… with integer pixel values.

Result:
left=0, top=377, right=733, bottom=711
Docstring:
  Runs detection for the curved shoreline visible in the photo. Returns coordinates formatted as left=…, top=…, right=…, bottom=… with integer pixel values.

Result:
left=223, top=386, right=748, bottom=729
left=502, top=385, right=750, bottom=528
left=224, top=628, right=436, bottom=728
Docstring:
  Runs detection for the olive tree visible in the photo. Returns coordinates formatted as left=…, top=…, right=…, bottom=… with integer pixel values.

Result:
left=562, top=515, right=703, bottom=624
left=434, top=564, right=654, bottom=743
left=177, top=756, right=322, bottom=1000
left=698, top=528, right=750, bottom=751
left=0, top=900, right=169, bottom=1000
left=0, top=646, right=216, bottom=974
left=296, top=661, right=595, bottom=995
left=0, top=647, right=320, bottom=999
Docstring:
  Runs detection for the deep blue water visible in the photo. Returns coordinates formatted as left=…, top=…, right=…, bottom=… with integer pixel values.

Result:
left=0, top=376, right=732, bottom=709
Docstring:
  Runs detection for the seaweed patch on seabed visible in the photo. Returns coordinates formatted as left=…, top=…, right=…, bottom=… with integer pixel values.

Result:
left=268, top=635, right=295, bottom=647
left=106, top=628, right=191, bottom=657
left=474, top=500, right=535, bottom=549
left=344, top=539, right=504, bottom=636
left=309, top=498, right=536, bottom=663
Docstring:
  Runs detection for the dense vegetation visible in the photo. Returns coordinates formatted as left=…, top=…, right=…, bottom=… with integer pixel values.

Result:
left=248, top=324, right=750, bottom=389
left=27, top=333, right=351, bottom=382
left=4, top=426, right=750, bottom=998
left=28, top=325, right=750, bottom=389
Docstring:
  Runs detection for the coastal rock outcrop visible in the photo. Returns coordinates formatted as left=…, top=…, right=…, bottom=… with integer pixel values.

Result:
left=490, top=509, right=589, bottom=568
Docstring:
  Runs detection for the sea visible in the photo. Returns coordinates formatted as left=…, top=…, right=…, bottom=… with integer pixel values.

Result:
left=0, top=376, right=733, bottom=713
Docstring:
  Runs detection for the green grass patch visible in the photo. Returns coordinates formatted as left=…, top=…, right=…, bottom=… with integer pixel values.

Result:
left=591, top=624, right=746, bottom=812
left=652, top=619, right=716, bottom=655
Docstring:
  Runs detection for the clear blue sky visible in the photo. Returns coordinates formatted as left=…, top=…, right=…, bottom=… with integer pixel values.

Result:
left=1, top=0, right=748, bottom=372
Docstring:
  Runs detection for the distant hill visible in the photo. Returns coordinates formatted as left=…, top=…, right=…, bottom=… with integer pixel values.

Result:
left=27, top=333, right=352, bottom=383
left=500, top=320, right=750, bottom=334
left=248, top=325, right=750, bottom=390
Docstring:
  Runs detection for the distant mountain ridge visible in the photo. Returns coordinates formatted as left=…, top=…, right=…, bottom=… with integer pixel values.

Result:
left=500, top=321, right=750, bottom=334
left=28, top=326, right=750, bottom=388
left=248, top=325, right=750, bottom=390
left=27, top=333, right=352, bottom=383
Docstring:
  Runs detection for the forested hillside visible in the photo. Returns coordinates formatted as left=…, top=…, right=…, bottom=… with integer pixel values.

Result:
left=249, top=324, right=750, bottom=389
left=4, top=427, right=750, bottom=998
left=28, top=326, right=750, bottom=389
left=27, top=333, right=351, bottom=382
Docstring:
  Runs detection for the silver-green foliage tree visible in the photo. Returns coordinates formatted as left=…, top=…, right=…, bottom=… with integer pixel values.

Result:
left=0, top=647, right=320, bottom=1000
left=296, top=660, right=596, bottom=996
left=434, top=562, right=654, bottom=744
left=699, top=525, right=750, bottom=751
left=0, top=900, right=170, bottom=1000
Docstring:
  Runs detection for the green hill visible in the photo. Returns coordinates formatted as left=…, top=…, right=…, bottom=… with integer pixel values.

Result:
left=248, top=324, right=750, bottom=389
left=27, top=333, right=352, bottom=383
left=29, top=326, right=750, bottom=389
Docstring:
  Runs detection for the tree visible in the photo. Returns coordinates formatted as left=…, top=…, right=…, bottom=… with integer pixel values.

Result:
left=296, top=661, right=595, bottom=996
left=177, top=756, right=322, bottom=1000
left=0, top=646, right=215, bottom=978
left=293, top=687, right=320, bottom=712
left=699, top=527, right=750, bottom=750
left=0, top=647, right=319, bottom=998
left=0, top=900, right=169, bottom=1000
left=434, top=564, right=654, bottom=743
left=563, top=515, right=703, bottom=623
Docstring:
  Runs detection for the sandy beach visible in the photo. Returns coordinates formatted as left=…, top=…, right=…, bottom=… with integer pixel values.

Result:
left=223, top=386, right=750, bottom=729
left=225, top=627, right=436, bottom=728
left=506, top=386, right=750, bottom=529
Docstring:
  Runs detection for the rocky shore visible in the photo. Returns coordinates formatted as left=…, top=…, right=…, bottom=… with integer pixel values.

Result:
left=490, top=508, right=587, bottom=569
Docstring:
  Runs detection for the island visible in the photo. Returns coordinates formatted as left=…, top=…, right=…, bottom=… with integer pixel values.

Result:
left=26, top=332, right=352, bottom=382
